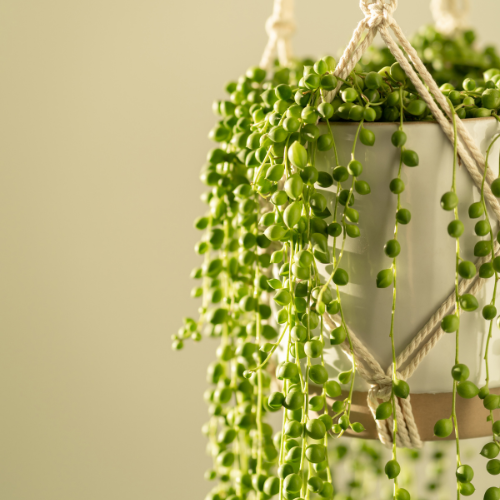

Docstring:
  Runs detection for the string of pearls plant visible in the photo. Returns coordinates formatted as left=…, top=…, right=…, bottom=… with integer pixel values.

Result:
left=173, top=33, right=500, bottom=500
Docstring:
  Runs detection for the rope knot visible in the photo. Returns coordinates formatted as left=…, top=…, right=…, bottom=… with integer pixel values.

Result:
left=265, top=15, right=296, bottom=39
left=368, top=371, right=405, bottom=400
left=361, top=0, right=397, bottom=28
left=259, top=0, right=295, bottom=69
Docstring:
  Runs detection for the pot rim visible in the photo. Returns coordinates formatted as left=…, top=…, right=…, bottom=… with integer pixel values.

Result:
left=324, top=116, right=497, bottom=127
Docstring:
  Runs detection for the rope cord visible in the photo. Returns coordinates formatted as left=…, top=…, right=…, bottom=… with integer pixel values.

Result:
left=322, top=0, right=500, bottom=449
left=259, top=0, right=295, bottom=70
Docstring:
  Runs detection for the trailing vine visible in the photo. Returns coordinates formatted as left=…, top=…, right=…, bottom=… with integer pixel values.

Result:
left=433, top=98, right=470, bottom=498
left=374, top=75, right=415, bottom=500
left=431, top=81, right=500, bottom=500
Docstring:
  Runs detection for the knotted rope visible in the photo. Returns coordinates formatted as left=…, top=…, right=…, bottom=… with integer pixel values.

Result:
left=322, top=0, right=500, bottom=449
left=431, top=0, right=470, bottom=35
left=323, top=313, right=421, bottom=448
left=259, top=0, right=295, bottom=70
left=324, top=243, right=500, bottom=448
left=361, top=0, right=397, bottom=28
left=327, top=0, right=500, bottom=223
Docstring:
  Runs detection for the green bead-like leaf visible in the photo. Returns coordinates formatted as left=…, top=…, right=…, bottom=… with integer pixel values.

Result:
left=274, top=289, right=292, bottom=306
left=338, top=370, right=352, bottom=384
left=376, top=269, right=393, bottom=288
left=393, top=379, right=410, bottom=399
left=434, top=418, right=453, bottom=438
left=288, top=141, right=308, bottom=169
left=330, top=326, right=347, bottom=345
left=267, top=278, right=282, bottom=290
left=351, top=422, right=366, bottom=433
left=384, top=459, right=401, bottom=479
left=376, top=401, right=392, bottom=420
left=284, top=201, right=302, bottom=228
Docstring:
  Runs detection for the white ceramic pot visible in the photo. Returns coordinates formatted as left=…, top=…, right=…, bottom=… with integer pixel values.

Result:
left=313, top=117, right=500, bottom=395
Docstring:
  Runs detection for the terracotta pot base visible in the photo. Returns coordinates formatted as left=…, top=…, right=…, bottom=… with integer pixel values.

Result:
left=316, top=387, right=500, bottom=442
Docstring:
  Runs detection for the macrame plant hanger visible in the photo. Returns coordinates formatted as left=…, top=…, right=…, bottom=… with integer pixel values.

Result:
left=325, top=0, right=500, bottom=450
left=258, top=0, right=500, bottom=449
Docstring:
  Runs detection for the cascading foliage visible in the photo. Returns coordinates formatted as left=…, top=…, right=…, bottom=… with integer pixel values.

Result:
left=363, top=24, right=500, bottom=88
left=173, top=34, right=500, bottom=500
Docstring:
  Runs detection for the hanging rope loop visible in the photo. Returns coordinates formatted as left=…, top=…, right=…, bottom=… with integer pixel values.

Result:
left=431, top=0, right=470, bottom=35
left=260, top=0, right=295, bottom=70
left=265, top=13, right=295, bottom=40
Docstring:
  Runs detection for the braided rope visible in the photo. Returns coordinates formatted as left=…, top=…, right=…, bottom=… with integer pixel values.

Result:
left=400, top=397, right=422, bottom=448
left=323, top=244, right=500, bottom=448
left=389, top=22, right=498, bottom=194
left=324, top=1, right=500, bottom=222
left=392, top=399, right=412, bottom=447
left=320, top=0, right=500, bottom=448
left=325, top=311, right=395, bottom=447
left=396, top=246, right=500, bottom=381
left=367, top=388, right=393, bottom=447
left=327, top=28, right=378, bottom=105
left=381, top=22, right=500, bottom=222
left=259, top=0, right=295, bottom=70
left=324, top=313, right=422, bottom=448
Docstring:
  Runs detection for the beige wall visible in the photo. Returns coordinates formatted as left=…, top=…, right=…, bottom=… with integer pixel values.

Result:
left=0, top=1, right=498, bottom=499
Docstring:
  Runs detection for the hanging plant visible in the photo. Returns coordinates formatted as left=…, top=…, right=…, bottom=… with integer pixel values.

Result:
left=173, top=1, right=500, bottom=499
